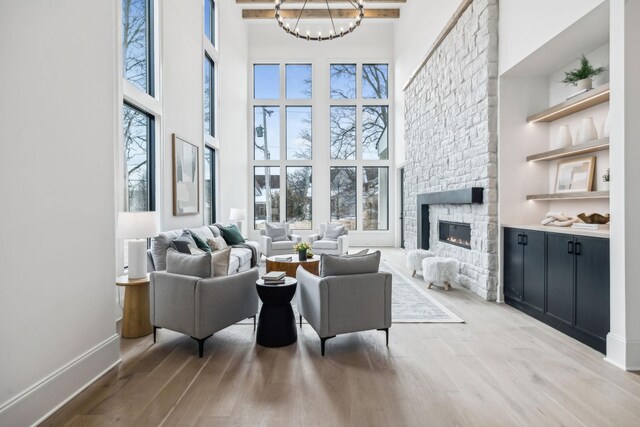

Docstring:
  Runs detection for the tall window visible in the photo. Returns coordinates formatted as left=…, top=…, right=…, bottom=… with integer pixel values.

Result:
left=122, top=0, right=153, bottom=94
left=123, top=103, right=155, bottom=211
left=204, top=55, right=215, bottom=137
left=204, top=0, right=215, bottom=46
left=329, top=63, right=389, bottom=230
left=252, top=63, right=313, bottom=229
left=204, top=147, right=216, bottom=224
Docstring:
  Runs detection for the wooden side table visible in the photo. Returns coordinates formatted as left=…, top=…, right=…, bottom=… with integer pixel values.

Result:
left=266, top=254, right=320, bottom=277
left=116, top=274, right=153, bottom=338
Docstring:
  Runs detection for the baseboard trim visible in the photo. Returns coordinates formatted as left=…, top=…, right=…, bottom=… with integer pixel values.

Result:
left=0, top=334, right=121, bottom=427
left=606, top=333, right=640, bottom=371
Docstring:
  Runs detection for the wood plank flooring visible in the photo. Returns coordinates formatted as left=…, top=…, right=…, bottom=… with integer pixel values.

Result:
left=42, top=248, right=640, bottom=427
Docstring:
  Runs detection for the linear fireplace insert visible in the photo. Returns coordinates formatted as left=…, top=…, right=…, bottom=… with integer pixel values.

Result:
left=439, top=221, right=471, bottom=249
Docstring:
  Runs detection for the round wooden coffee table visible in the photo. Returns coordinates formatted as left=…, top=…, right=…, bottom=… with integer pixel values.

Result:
left=266, top=254, right=320, bottom=277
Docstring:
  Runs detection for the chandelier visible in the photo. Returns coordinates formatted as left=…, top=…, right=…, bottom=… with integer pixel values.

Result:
left=275, top=0, right=365, bottom=41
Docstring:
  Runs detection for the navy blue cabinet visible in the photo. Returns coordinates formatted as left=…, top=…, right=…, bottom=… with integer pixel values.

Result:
left=503, top=227, right=610, bottom=353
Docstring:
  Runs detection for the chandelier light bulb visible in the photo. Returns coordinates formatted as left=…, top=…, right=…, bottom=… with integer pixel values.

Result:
left=274, top=0, right=364, bottom=41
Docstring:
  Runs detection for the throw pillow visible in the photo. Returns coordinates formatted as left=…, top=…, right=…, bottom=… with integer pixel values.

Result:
left=265, top=222, right=290, bottom=242
left=218, top=224, right=245, bottom=245
left=166, top=248, right=211, bottom=278
left=322, top=223, right=345, bottom=241
left=208, top=224, right=222, bottom=237
left=188, top=244, right=206, bottom=255
left=320, top=250, right=381, bottom=277
left=211, top=247, right=231, bottom=277
left=207, top=236, right=228, bottom=251
left=188, top=231, right=212, bottom=253
left=170, top=231, right=197, bottom=254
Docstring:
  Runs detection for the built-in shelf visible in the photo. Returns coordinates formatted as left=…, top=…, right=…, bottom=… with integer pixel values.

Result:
left=526, top=191, right=610, bottom=201
left=526, top=138, right=609, bottom=162
left=526, top=83, right=610, bottom=123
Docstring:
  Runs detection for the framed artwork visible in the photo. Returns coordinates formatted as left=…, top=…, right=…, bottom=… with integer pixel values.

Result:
left=555, top=156, right=595, bottom=193
left=172, top=134, right=199, bottom=216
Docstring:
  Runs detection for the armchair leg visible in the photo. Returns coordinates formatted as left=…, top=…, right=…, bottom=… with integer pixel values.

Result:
left=153, top=326, right=160, bottom=343
left=191, top=334, right=213, bottom=358
left=320, top=336, right=335, bottom=357
left=377, top=328, right=389, bottom=346
left=299, top=315, right=302, bottom=328
left=253, top=315, right=257, bottom=331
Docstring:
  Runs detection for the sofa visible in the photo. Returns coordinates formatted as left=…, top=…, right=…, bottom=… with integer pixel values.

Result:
left=307, top=223, right=349, bottom=255
left=147, top=224, right=260, bottom=274
left=259, top=222, right=302, bottom=257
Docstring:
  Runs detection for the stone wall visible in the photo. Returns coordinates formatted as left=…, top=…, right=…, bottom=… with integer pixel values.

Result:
left=403, top=0, right=499, bottom=300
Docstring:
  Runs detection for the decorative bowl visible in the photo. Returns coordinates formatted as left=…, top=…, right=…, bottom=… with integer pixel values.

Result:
left=577, top=213, right=610, bottom=224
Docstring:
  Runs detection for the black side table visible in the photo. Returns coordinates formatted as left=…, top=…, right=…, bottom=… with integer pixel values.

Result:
left=256, top=277, right=297, bottom=347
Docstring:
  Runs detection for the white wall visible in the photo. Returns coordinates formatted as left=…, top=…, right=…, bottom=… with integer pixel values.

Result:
left=499, top=0, right=606, bottom=75
left=393, top=0, right=460, bottom=166
left=246, top=21, right=396, bottom=246
left=0, top=1, right=120, bottom=425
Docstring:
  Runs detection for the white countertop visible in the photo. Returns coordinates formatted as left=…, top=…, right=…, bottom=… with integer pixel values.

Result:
left=502, top=223, right=610, bottom=238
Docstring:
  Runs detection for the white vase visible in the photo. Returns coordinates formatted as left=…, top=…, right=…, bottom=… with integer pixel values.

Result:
left=602, top=181, right=610, bottom=191
left=603, top=110, right=610, bottom=138
left=555, top=125, right=572, bottom=149
left=578, top=117, right=598, bottom=144
left=577, top=78, right=593, bottom=91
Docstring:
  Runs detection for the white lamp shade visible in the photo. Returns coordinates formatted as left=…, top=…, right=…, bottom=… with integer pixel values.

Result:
left=117, top=211, right=160, bottom=239
left=229, top=208, right=246, bottom=221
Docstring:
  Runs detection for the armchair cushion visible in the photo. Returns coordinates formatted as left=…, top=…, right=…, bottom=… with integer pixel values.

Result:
left=312, top=240, right=339, bottom=250
left=322, top=223, right=345, bottom=240
left=166, top=248, right=212, bottom=278
left=272, top=241, right=295, bottom=251
left=265, top=222, right=290, bottom=242
left=170, top=231, right=197, bottom=254
left=320, top=251, right=381, bottom=277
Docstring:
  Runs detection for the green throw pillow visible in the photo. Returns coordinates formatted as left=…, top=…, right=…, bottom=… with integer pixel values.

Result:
left=188, top=231, right=212, bottom=253
left=218, top=224, right=245, bottom=245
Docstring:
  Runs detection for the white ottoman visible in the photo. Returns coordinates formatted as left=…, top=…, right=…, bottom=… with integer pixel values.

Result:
left=421, top=257, right=459, bottom=291
left=406, top=249, right=435, bottom=277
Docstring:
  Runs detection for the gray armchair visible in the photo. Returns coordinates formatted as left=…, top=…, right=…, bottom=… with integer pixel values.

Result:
left=296, top=253, right=392, bottom=356
left=307, top=223, right=349, bottom=255
left=259, top=223, right=302, bottom=257
left=150, top=267, right=259, bottom=357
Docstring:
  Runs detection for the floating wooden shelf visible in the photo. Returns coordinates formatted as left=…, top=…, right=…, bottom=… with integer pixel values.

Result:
left=526, top=138, right=609, bottom=162
left=526, top=191, right=610, bottom=201
left=526, top=83, right=610, bottom=123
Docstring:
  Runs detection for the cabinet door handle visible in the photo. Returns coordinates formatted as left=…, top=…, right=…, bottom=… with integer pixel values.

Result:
left=575, top=242, right=582, bottom=255
left=517, top=234, right=522, bottom=245
left=523, top=235, right=528, bottom=246
left=568, top=241, right=574, bottom=254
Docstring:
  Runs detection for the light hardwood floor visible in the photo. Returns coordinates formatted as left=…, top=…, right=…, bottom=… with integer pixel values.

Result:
left=42, top=248, right=640, bottom=427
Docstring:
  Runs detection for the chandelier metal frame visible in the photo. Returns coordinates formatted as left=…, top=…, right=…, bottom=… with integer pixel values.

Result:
left=275, top=0, right=365, bottom=41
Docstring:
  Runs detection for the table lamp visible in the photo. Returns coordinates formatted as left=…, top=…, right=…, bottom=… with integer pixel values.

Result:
left=117, top=211, right=160, bottom=279
left=229, top=208, right=246, bottom=235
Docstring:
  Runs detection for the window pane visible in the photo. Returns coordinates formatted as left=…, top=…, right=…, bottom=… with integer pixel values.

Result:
left=122, top=0, right=151, bottom=93
left=363, top=167, right=389, bottom=230
left=286, top=64, right=312, bottom=99
left=362, top=64, right=388, bottom=99
left=362, top=106, right=388, bottom=160
left=330, top=167, right=357, bottom=230
left=330, top=64, right=356, bottom=99
left=254, top=106, right=280, bottom=160
left=204, top=0, right=214, bottom=45
left=254, top=166, right=280, bottom=229
left=123, top=104, right=152, bottom=211
left=204, top=56, right=214, bottom=137
left=286, top=167, right=312, bottom=230
left=254, top=64, right=280, bottom=99
left=330, top=106, right=356, bottom=160
left=204, top=147, right=215, bottom=224
left=286, top=107, right=312, bottom=160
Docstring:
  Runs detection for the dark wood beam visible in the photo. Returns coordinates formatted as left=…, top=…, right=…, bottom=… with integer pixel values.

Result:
left=237, top=0, right=405, bottom=3
left=242, top=8, right=400, bottom=19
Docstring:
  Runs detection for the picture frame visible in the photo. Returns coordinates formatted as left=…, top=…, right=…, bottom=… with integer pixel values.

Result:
left=554, top=156, right=595, bottom=193
left=172, top=134, right=199, bottom=216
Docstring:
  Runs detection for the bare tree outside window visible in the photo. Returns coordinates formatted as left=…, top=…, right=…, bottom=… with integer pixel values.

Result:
left=363, top=106, right=389, bottom=160
left=363, top=167, right=389, bottom=230
left=286, top=167, right=312, bottom=229
left=330, top=64, right=357, bottom=99
left=123, top=104, right=151, bottom=211
left=362, top=64, right=388, bottom=99
left=254, top=166, right=281, bottom=229
left=330, top=106, right=356, bottom=160
left=122, top=0, right=150, bottom=93
left=330, top=167, right=357, bottom=230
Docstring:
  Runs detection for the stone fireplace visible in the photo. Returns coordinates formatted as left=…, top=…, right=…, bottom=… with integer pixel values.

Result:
left=403, top=0, right=499, bottom=300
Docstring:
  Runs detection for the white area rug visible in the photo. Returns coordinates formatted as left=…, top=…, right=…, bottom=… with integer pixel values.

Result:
left=380, top=260, right=464, bottom=323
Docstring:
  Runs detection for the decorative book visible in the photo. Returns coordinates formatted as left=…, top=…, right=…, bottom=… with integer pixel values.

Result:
left=274, top=256, right=292, bottom=262
left=262, top=271, right=286, bottom=281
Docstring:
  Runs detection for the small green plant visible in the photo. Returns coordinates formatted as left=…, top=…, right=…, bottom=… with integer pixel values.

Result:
left=602, top=168, right=610, bottom=182
left=293, top=242, right=311, bottom=252
left=562, top=54, right=606, bottom=86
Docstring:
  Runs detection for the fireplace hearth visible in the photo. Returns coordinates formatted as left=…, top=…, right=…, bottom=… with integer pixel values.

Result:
left=439, top=221, right=471, bottom=249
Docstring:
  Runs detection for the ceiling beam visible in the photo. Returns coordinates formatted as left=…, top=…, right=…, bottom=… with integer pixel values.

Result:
left=237, top=0, right=405, bottom=3
left=242, top=8, right=400, bottom=19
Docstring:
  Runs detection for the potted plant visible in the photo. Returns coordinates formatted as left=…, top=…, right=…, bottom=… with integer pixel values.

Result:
left=562, top=54, right=606, bottom=91
left=293, top=242, right=311, bottom=261
left=602, top=168, right=610, bottom=191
